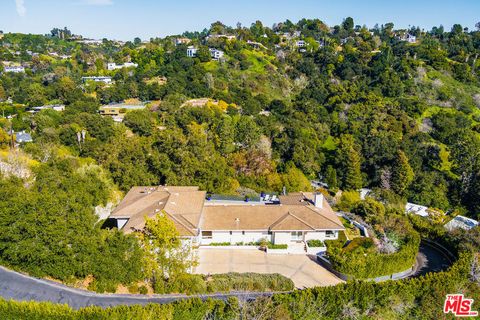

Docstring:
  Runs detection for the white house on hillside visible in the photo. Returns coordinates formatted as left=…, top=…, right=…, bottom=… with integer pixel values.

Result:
left=108, top=186, right=344, bottom=248
left=405, top=202, right=429, bottom=217
left=187, top=46, right=198, bottom=57
left=209, top=48, right=224, bottom=60
left=3, top=66, right=25, bottom=73
left=107, top=62, right=138, bottom=70
left=444, top=215, right=478, bottom=231
left=82, top=76, right=112, bottom=84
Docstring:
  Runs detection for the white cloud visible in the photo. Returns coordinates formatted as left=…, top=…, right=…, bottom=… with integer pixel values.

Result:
left=15, top=0, right=26, bottom=17
left=81, top=0, right=114, bottom=5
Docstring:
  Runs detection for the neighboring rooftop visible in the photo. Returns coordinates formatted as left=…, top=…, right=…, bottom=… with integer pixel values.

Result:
left=444, top=215, right=479, bottom=231
left=405, top=202, right=429, bottom=217
left=14, top=131, right=33, bottom=143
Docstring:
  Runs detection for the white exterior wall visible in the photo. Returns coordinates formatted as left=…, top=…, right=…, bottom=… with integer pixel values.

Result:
left=273, top=232, right=292, bottom=244
left=304, top=231, right=338, bottom=241
left=201, top=231, right=271, bottom=245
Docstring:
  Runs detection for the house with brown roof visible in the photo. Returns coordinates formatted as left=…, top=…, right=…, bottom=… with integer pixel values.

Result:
left=108, top=187, right=344, bottom=248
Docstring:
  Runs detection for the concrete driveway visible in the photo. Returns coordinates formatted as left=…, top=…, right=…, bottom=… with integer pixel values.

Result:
left=194, top=248, right=343, bottom=288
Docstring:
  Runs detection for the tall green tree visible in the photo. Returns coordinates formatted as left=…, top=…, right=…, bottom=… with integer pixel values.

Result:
left=391, top=150, right=414, bottom=196
left=337, top=135, right=363, bottom=190
left=142, top=213, right=197, bottom=287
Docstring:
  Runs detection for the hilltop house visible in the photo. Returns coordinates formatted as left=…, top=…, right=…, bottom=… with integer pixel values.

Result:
left=82, top=76, right=112, bottom=84
left=296, top=40, right=306, bottom=47
left=14, top=131, right=33, bottom=144
left=206, top=34, right=236, bottom=41
left=186, top=46, right=198, bottom=57
left=3, top=66, right=25, bottom=73
left=108, top=186, right=345, bottom=249
left=444, top=215, right=478, bottom=231
left=99, top=102, right=146, bottom=122
left=29, top=104, right=65, bottom=113
left=405, top=202, right=429, bottom=217
left=398, top=33, right=417, bottom=43
left=107, top=62, right=138, bottom=70
left=175, top=37, right=191, bottom=45
left=209, top=48, right=224, bottom=60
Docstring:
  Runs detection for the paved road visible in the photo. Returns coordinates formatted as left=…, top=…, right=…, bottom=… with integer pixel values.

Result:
left=0, top=267, right=275, bottom=309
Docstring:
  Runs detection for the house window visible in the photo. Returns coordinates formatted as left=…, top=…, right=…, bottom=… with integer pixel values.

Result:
left=326, top=231, right=335, bottom=238
left=229, top=231, right=232, bottom=235
left=291, top=231, right=303, bottom=241
left=202, top=231, right=212, bottom=239
left=242, top=231, right=245, bottom=235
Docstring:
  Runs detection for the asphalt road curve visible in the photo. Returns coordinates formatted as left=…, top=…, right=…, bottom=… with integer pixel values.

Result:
left=0, top=266, right=275, bottom=309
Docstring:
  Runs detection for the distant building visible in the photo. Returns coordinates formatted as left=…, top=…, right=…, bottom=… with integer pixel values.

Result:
left=76, top=39, right=103, bottom=45
left=399, top=33, right=417, bottom=43
left=82, top=76, right=112, bottom=84
left=186, top=46, right=198, bottom=57
left=99, top=102, right=146, bottom=122
left=405, top=203, right=429, bottom=217
left=246, top=40, right=267, bottom=50
left=206, top=34, right=236, bottom=41
left=15, top=131, right=33, bottom=144
left=209, top=48, right=224, bottom=60
left=296, top=40, right=306, bottom=47
left=107, top=62, right=138, bottom=70
left=181, top=98, right=215, bottom=108
left=359, top=188, right=372, bottom=200
left=406, top=34, right=417, bottom=43
left=3, top=66, right=25, bottom=73
left=444, top=215, right=478, bottom=231
left=30, top=104, right=65, bottom=113
left=175, top=37, right=191, bottom=45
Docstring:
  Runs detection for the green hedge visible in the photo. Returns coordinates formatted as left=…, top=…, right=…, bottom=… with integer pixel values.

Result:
left=154, top=272, right=294, bottom=294
left=267, top=243, right=288, bottom=249
left=209, top=242, right=231, bottom=246
left=0, top=297, right=238, bottom=320
left=206, top=272, right=294, bottom=292
left=326, top=232, right=421, bottom=279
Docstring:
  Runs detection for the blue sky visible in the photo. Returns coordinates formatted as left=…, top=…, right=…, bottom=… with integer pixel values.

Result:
left=1, top=0, right=480, bottom=40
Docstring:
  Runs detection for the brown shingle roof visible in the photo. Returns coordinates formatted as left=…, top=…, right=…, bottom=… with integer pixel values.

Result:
left=278, top=192, right=314, bottom=205
left=110, top=186, right=205, bottom=236
left=201, top=198, right=344, bottom=231
left=110, top=186, right=344, bottom=235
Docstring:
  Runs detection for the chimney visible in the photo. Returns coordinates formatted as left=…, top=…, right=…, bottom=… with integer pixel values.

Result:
left=314, top=193, right=323, bottom=208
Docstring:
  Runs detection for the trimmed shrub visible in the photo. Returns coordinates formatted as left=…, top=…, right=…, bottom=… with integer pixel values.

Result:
left=267, top=243, right=288, bottom=249
left=306, top=240, right=325, bottom=247
left=209, top=242, right=231, bottom=246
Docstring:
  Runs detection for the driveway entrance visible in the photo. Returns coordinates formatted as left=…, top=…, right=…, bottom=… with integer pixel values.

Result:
left=194, top=248, right=343, bottom=288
